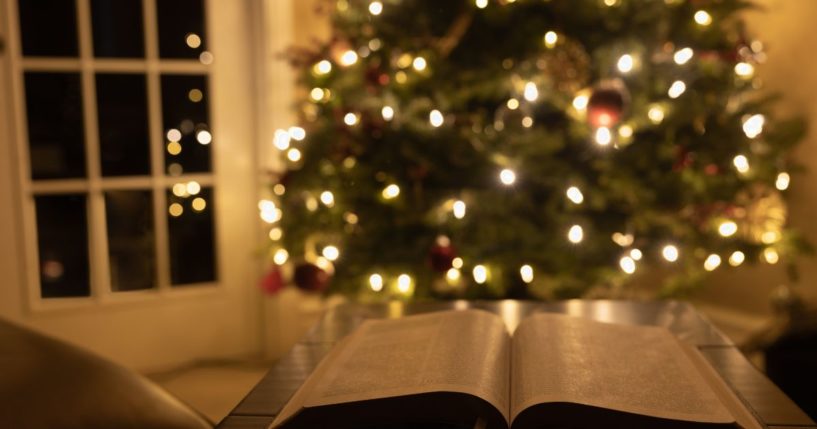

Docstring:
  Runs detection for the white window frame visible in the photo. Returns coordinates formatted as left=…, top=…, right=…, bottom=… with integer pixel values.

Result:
left=5, top=0, right=223, bottom=312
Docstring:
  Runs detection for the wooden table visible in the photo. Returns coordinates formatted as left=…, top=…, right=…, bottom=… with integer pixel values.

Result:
left=217, top=300, right=816, bottom=429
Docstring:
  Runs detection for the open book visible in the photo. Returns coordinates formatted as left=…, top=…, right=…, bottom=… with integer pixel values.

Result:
left=270, top=309, right=761, bottom=429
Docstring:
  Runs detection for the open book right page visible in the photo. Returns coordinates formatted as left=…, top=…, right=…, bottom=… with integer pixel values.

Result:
left=510, top=313, right=739, bottom=425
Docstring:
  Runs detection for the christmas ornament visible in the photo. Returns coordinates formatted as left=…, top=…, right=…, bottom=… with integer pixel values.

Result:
left=587, top=79, right=629, bottom=128
left=293, top=262, right=330, bottom=292
left=429, top=238, right=457, bottom=272
left=259, top=266, right=285, bottom=295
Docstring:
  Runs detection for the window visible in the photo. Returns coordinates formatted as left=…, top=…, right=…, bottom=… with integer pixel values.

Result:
left=10, top=0, right=218, bottom=301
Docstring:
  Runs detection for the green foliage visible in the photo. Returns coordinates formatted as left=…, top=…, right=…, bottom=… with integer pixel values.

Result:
left=274, top=0, right=805, bottom=300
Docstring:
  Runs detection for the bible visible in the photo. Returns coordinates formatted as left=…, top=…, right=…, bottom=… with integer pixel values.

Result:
left=269, top=309, right=761, bottom=429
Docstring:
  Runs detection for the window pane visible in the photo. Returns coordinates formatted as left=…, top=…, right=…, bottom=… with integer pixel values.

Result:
left=91, top=0, right=145, bottom=58
left=35, top=194, right=90, bottom=298
left=167, top=186, right=216, bottom=285
left=96, top=73, right=150, bottom=176
left=18, top=0, right=79, bottom=57
left=161, top=74, right=211, bottom=174
left=157, top=0, right=205, bottom=59
left=105, top=190, right=155, bottom=291
left=25, top=72, right=86, bottom=180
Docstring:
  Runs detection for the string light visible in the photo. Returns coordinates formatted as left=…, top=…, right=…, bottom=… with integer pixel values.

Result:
left=520, top=265, right=534, bottom=283
left=617, top=54, right=634, bottom=73
left=472, top=265, right=488, bottom=284
left=674, top=47, right=694, bottom=65
left=167, top=129, right=182, bottom=142
left=568, top=225, right=583, bottom=244
left=566, top=186, right=584, bottom=204
left=735, top=62, right=754, bottom=78
left=573, top=94, right=589, bottom=111
left=368, top=1, right=383, bottom=15
left=499, top=169, right=516, bottom=185
left=313, top=60, right=332, bottom=75
left=446, top=268, right=461, bottom=282
left=269, top=227, right=282, bottom=241
left=169, top=203, right=184, bottom=217
left=475, top=0, right=488, bottom=8
left=763, top=248, right=779, bottom=264
left=612, top=232, right=634, bottom=247
left=662, top=245, right=679, bottom=262
left=733, top=155, right=750, bottom=174
left=274, top=129, right=291, bottom=150
left=397, top=274, right=412, bottom=292
left=620, top=256, right=636, bottom=274
left=273, top=184, right=286, bottom=196
left=320, top=191, right=335, bottom=207
left=288, top=127, right=306, bottom=141
left=742, top=114, right=765, bottom=138
left=429, top=110, right=444, bottom=127
left=397, top=54, right=413, bottom=68
left=322, top=245, right=340, bottom=261
left=694, top=10, right=712, bottom=26
left=340, top=50, right=358, bottom=66
left=668, top=80, right=686, bottom=98
left=630, top=248, right=643, bottom=261
left=776, top=172, right=790, bottom=191
left=718, top=220, right=738, bottom=237
left=453, top=200, right=466, bottom=219
left=452, top=257, right=464, bottom=269
left=762, top=231, right=781, bottom=244
left=507, top=98, right=520, bottom=110
left=167, top=141, right=182, bottom=155
left=729, top=251, right=745, bottom=267
left=273, top=249, right=289, bottom=265
left=186, top=181, right=201, bottom=195
left=382, top=184, right=400, bottom=199
left=522, top=116, right=533, bottom=128
left=523, top=82, right=539, bottom=102
left=648, top=105, right=665, bottom=124
left=310, top=88, right=328, bottom=101
left=543, top=31, right=558, bottom=48
left=412, top=56, right=427, bottom=71
left=382, top=106, right=395, bottom=121
left=618, top=124, right=633, bottom=139
left=369, top=274, right=384, bottom=291
left=344, top=112, right=359, bottom=126
left=395, top=71, right=408, bottom=84
left=287, top=148, right=302, bottom=162
left=594, top=127, right=612, bottom=146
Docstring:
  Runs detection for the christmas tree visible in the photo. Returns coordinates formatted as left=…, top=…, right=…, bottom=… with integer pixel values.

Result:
left=263, top=0, right=807, bottom=300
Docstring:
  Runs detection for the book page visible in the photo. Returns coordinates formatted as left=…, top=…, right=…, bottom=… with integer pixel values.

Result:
left=510, top=313, right=736, bottom=424
left=306, top=309, right=511, bottom=423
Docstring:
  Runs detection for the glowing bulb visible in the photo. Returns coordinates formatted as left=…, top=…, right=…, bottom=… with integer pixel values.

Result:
left=412, top=56, right=427, bottom=71
left=573, top=94, right=589, bottom=111
left=369, top=274, right=384, bottom=291
left=452, top=257, right=463, bottom=269
left=742, top=114, right=765, bottom=138
left=544, top=31, right=558, bottom=48
left=288, top=126, right=306, bottom=141
left=703, top=254, right=721, bottom=272
left=499, top=169, right=516, bottom=185
left=520, top=265, right=534, bottom=283
left=453, top=200, right=466, bottom=219
left=522, top=116, right=533, bottom=128
left=668, top=80, right=686, bottom=98
left=762, top=231, right=781, bottom=244
left=566, top=186, right=584, bottom=204
left=344, top=112, right=359, bottom=126
left=718, top=220, right=738, bottom=237
left=287, top=148, right=302, bottom=162
left=735, top=62, right=754, bottom=78
left=694, top=10, right=712, bottom=26
left=314, top=60, right=332, bottom=75
left=617, top=54, right=634, bottom=73
left=273, top=184, right=286, bottom=196
left=167, top=129, right=182, bottom=142
left=733, top=155, right=750, bottom=174
left=612, top=232, right=634, bottom=247
left=167, top=141, right=182, bottom=155
left=320, top=191, right=335, bottom=207
left=594, top=127, right=612, bottom=146
left=429, top=110, right=444, bottom=127
left=185, top=33, right=202, bottom=49
left=382, top=184, right=400, bottom=199
left=568, top=225, right=583, bottom=244
left=475, top=0, right=488, bottom=8
left=368, top=1, right=383, bottom=15
left=340, top=50, right=358, bottom=66
left=397, top=274, right=412, bottom=292
left=169, top=203, right=183, bottom=217
left=322, top=245, right=340, bottom=261
left=273, top=249, right=289, bottom=265
left=195, top=130, right=212, bottom=145
left=310, top=88, right=328, bottom=101
left=662, top=245, right=679, bottom=262
left=472, top=265, right=488, bottom=284
left=729, top=251, right=745, bottom=267
left=674, top=47, right=694, bottom=65
left=269, top=227, right=282, bottom=241
left=382, top=106, right=395, bottom=121
left=273, top=129, right=291, bottom=150
left=630, top=248, right=643, bottom=261
left=618, top=124, right=633, bottom=138
left=186, top=181, right=201, bottom=195
left=523, top=82, right=539, bottom=102
left=764, top=248, right=779, bottom=264
left=507, top=98, right=519, bottom=110
left=648, top=105, right=665, bottom=124
left=620, top=256, right=636, bottom=274
left=776, top=172, right=790, bottom=191
left=447, top=268, right=461, bottom=282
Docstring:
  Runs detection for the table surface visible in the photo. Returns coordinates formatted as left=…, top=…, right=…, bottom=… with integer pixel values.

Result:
left=217, top=300, right=816, bottom=429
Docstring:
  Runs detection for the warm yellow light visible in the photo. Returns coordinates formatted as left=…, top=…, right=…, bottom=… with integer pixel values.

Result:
left=186, top=181, right=201, bottom=195
left=704, top=254, right=721, bottom=271
left=620, top=256, right=636, bottom=274
left=429, top=110, right=444, bottom=127
left=735, top=62, right=754, bottom=78
left=718, top=220, right=738, bottom=237
left=446, top=268, right=461, bottom=282
left=648, top=105, right=665, bottom=124
left=694, top=10, right=712, bottom=26
left=322, top=245, right=340, bottom=261
left=397, top=274, right=412, bottom=293
left=674, top=47, right=694, bottom=65
left=368, top=1, right=383, bottom=15
left=188, top=89, right=203, bottom=102
left=452, top=257, right=464, bottom=269
left=507, top=98, right=519, bottom=110
left=344, top=212, right=359, bottom=224
left=288, top=126, right=306, bottom=141
left=453, top=200, right=466, bottom=219
left=630, top=248, right=643, bottom=261
left=566, top=186, right=584, bottom=204
left=604, top=0, right=619, bottom=6
left=729, top=251, right=745, bottom=267
left=764, top=248, right=779, bottom=264
left=169, top=203, right=184, bottom=217
left=520, top=265, right=534, bottom=283
left=475, top=0, right=488, bottom=8
left=662, top=245, right=679, bottom=262
left=196, top=130, right=212, bottom=145
left=185, top=33, right=202, bottom=49
left=269, top=227, right=282, bottom=241
left=273, top=129, right=290, bottom=150
left=273, top=184, right=286, bottom=196
left=595, top=127, right=612, bottom=146
left=382, top=184, right=400, bottom=199
left=544, top=31, right=558, bottom=48
left=310, top=88, right=327, bottom=101
left=199, top=51, right=214, bottom=65
left=612, top=232, right=634, bottom=247
left=287, top=148, right=302, bottom=162
left=472, top=265, right=488, bottom=284
left=320, top=191, right=335, bottom=207
left=733, top=155, right=750, bottom=174
left=573, top=94, right=589, bottom=111
left=167, top=128, right=182, bottom=142
left=273, top=249, right=289, bottom=265
left=522, top=116, right=533, bottom=128
left=395, top=71, right=408, bottom=84
left=340, top=50, right=358, bottom=66
left=167, top=141, right=182, bottom=155
left=314, top=60, right=332, bottom=75
left=617, top=54, right=634, bottom=73
left=382, top=106, right=395, bottom=121
left=305, top=196, right=318, bottom=212
left=344, top=112, right=359, bottom=126
left=762, top=231, right=781, bottom=244
left=499, top=169, right=516, bottom=185
left=412, top=56, right=427, bottom=71
left=191, top=197, right=206, bottom=212
left=618, top=124, right=634, bottom=139
left=260, top=200, right=282, bottom=223
left=369, top=274, right=384, bottom=291
left=776, top=172, right=790, bottom=191
left=568, top=225, right=583, bottom=244
left=523, top=82, right=539, bottom=102
left=742, top=114, right=765, bottom=138
left=172, top=183, right=188, bottom=197
left=668, top=80, right=686, bottom=98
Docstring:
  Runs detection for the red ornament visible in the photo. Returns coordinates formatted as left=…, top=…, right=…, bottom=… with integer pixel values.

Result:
left=293, top=262, right=330, bottom=292
left=259, top=266, right=285, bottom=295
left=587, top=80, right=628, bottom=128
left=429, top=241, right=457, bottom=272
